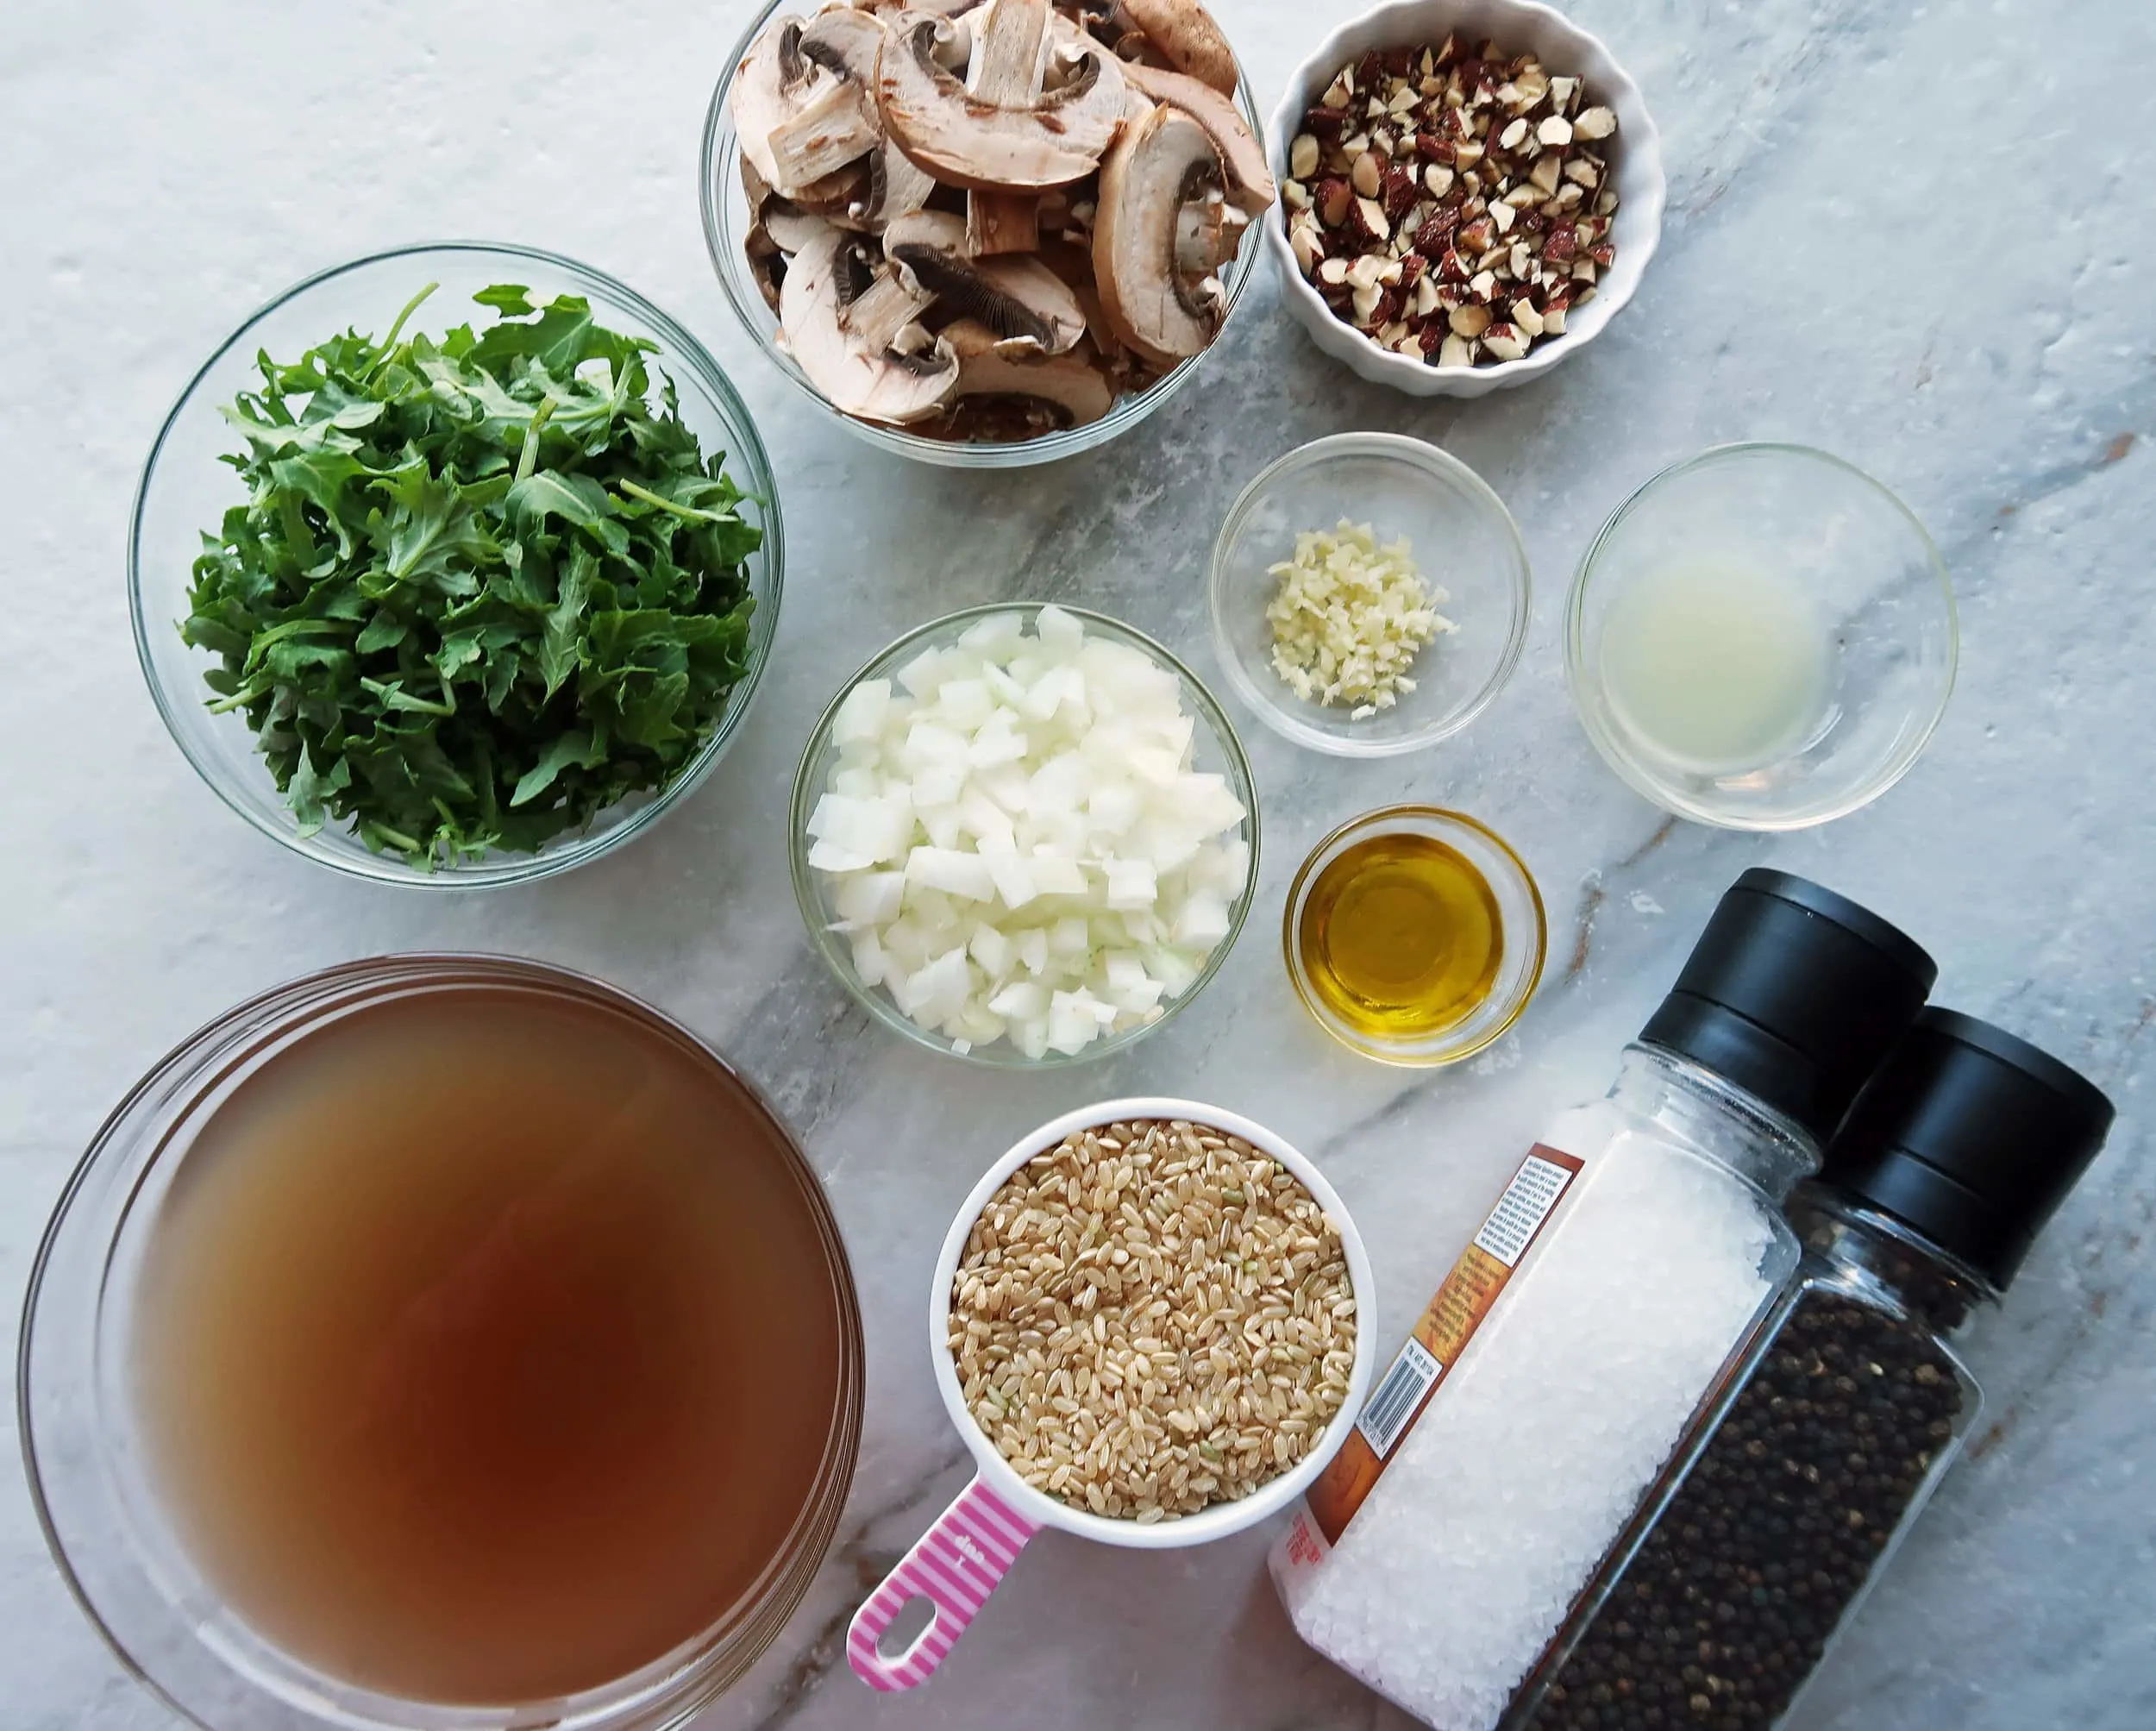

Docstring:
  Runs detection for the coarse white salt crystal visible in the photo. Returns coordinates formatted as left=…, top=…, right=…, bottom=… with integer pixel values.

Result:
left=1277, top=1103, right=1780, bottom=1731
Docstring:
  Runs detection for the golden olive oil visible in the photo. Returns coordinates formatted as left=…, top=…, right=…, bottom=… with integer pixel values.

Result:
left=1298, top=832, right=1504, bottom=1037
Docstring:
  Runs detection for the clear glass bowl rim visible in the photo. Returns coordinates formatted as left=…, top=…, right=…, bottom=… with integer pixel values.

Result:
left=787, top=603, right=1262, bottom=1067
left=1206, top=432, right=1534, bottom=757
left=699, top=0, right=1266, bottom=468
left=1280, top=803, right=1548, bottom=1066
left=17, top=952, right=864, bottom=1731
left=128, top=240, right=787, bottom=889
left=1564, top=440, right=1959, bottom=831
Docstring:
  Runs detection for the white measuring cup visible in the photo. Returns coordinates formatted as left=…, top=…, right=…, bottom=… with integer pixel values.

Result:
left=848, top=1096, right=1376, bottom=1690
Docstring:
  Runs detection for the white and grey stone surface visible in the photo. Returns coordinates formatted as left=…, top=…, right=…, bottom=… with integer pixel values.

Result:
left=3, top=1, right=2152, bottom=1727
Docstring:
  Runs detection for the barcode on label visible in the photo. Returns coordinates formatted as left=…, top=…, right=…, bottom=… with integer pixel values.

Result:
left=1356, top=1336, right=1443, bottom=1459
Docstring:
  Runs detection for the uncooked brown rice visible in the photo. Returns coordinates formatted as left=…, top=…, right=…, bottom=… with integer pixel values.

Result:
left=948, top=1118, right=1358, bottom=1522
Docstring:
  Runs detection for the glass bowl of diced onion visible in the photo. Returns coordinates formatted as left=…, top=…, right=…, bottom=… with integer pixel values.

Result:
left=1207, top=433, right=1532, bottom=757
left=788, top=604, right=1260, bottom=1066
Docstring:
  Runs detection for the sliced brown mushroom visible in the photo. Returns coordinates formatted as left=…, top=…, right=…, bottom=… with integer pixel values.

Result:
left=767, top=77, right=881, bottom=190
left=748, top=137, right=869, bottom=221
left=1083, top=2, right=1171, bottom=68
left=794, top=163, right=879, bottom=226
left=742, top=152, right=775, bottom=216
left=797, top=6, right=939, bottom=229
left=859, top=145, right=940, bottom=228
left=733, top=17, right=859, bottom=198
left=744, top=224, right=787, bottom=311
left=943, top=319, right=1114, bottom=426
left=875, top=6, right=1128, bottom=190
left=780, top=227, right=961, bottom=423
left=757, top=198, right=823, bottom=254
left=953, top=0, right=1052, bottom=248
left=843, top=265, right=940, bottom=354
left=1092, top=103, right=1228, bottom=367
left=967, top=190, right=1042, bottom=254
left=884, top=210, right=1087, bottom=353
left=799, top=4, right=884, bottom=76
left=965, top=0, right=1051, bottom=98
left=1114, top=0, right=1235, bottom=94
left=1024, top=236, right=1136, bottom=372
left=1116, top=56, right=1271, bottom=213
left=1175, top=186, right=1250, bottom=274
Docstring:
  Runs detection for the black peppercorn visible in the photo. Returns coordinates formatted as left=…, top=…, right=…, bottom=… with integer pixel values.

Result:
left=1511, top=1290, right=1966, bottom=1731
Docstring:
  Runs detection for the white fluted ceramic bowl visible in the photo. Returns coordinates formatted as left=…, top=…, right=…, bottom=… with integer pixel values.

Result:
left=1265, top=0, right=1666, bottom=398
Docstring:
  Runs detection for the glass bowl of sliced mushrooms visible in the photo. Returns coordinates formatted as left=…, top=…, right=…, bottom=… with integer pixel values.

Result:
left=701, top=0, right=1275, bottom=466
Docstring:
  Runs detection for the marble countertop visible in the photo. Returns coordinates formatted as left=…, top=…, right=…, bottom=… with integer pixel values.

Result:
left=4, top=0, right=2153, bottom=1726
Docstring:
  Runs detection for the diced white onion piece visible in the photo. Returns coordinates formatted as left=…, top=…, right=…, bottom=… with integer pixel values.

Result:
left=834, top=870, right=906, bottom=926
left=1175, top=895, right=1232, bottom=947
left=1146, top=947, right=1201, bottom=997
left=988, top=980, right=1048, bottom=1019
left=969, top=717, right=1030, bottom=767
left=907, top=848, right=997, bottom=901
left=806, top=611, right=1250, bottom=1057
left=830, top=679, right=891, bottom=744
left=919, top=806, right=962, bottom=850
left=958, top=611, right=1026, bottom=655
left=895, top=648, right=950, bottom=697
left=1036, top=603, right=1085, bottom=660
left=1025, top=855, right=1089, bottom=899
left=937, top=677, right=993, bottom=730
left=1108, top=975, right=1166, bottom=1016
left=958, top=790, right=1015, bottom=850
left=1104, top=857, right=1157, bottom=911
left=987, top=853, right=1037, bottom=909
left=808, top=837, right=877, bottom=873
left=904, top=720, right=970, bottom=768
left=968, top=922, right=1014, bottom=978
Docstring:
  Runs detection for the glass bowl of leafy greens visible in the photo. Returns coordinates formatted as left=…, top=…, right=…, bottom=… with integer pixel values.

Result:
left=130, top=241, right=783, bottom=886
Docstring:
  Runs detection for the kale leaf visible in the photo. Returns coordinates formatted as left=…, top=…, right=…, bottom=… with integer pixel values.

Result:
left=182, top=282, right=761, bottom=868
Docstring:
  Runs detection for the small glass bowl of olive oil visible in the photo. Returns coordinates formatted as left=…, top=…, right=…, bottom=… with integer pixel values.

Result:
left=1284, top=806, right=1546, bottom=1066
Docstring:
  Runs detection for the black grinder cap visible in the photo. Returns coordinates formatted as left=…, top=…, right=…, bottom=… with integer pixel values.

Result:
left=1821, top=1008, right=2115, bottom=1290
left=1639, top=869, right=1938, bottom=1145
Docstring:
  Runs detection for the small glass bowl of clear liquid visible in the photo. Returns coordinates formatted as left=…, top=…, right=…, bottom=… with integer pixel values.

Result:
left=1566, top=444, right=1958, bottom=830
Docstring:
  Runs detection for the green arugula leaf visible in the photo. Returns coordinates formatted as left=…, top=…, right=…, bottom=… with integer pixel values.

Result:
left=540, top=549, right=594, bottom=699
left=374, top=467, right=497, bottom=592
left=472, top=284, right=535, bottom=315
left=354, top=611, right=407, bottom=654
left=285, top=743, right=351, bottom=838
left=181, top=281, right=761, bottom=868
left=511, top=728, right=599, bottom=807
left=507, top=468, right=607, bottom=532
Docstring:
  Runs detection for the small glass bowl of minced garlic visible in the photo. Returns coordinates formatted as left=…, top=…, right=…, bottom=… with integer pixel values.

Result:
left=1207, top=433, right=1532, bottom=757
left=1284, top=805, right=1547, bottom=1066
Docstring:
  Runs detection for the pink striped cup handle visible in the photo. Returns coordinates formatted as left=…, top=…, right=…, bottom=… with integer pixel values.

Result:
left=848, top=1475, right=1042, bottom=1690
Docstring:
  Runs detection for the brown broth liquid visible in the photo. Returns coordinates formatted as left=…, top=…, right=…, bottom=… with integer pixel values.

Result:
left=130, top=986, right=845, bottom=1706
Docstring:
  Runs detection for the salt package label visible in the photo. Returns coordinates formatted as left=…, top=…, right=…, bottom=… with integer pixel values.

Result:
left=1273, top=1146, right=1584, bottom=1578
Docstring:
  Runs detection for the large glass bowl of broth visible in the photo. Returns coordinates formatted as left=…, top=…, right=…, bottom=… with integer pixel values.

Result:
left=1567, top=444, right=1958, bottom=830
left=19, top=956, right=863, bottom=1731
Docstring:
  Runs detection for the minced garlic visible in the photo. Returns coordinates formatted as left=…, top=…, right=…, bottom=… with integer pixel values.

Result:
left=1265, top=520, right=1455, bottom=717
